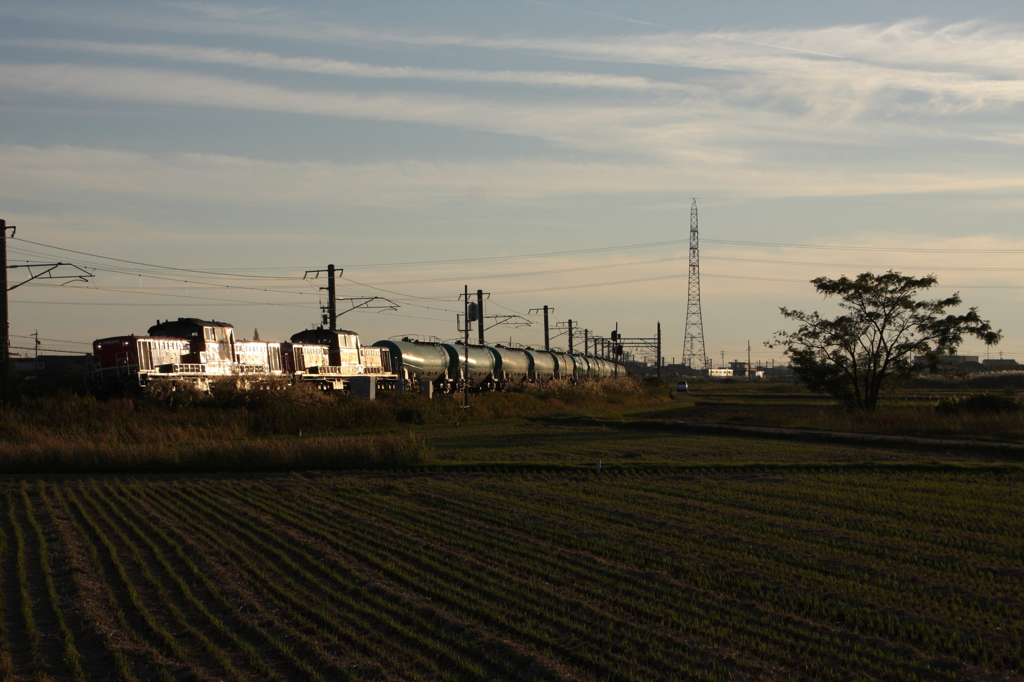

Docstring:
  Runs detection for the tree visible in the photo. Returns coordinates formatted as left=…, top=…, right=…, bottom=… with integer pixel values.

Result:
left=768, top=271, right=1000, bottom=410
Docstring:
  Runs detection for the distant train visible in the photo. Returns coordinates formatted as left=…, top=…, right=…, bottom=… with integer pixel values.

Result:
left=87, top=317, right=627, bottom=395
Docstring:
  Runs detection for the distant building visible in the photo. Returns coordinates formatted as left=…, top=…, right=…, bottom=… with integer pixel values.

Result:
left=982, top=359, right=1020, bottom=371
left=914, top=354, right=981, bottom=375
left=765, top=364, right=796, bottom=381
left=956, top=361, right=986, bottom=374
left=12, top=354, right=89, bottom=377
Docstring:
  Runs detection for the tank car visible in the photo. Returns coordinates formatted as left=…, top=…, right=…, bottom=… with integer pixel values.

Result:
left=549, top=351, right=574, bottom=380
left=487, top=344, right=531, bottom=387
left=373, top=338, right=457, bottom=392
left=570, top=353, right=592, bottom=380
left=523, top=348, right=557, bottom=382
left=444, top=342, right=497, bottom=390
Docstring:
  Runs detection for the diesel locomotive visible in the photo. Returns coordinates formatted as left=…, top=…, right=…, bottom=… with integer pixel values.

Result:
left=87, top=317, right=627, bottom=395
left=88, top=318, right=393, bottom=392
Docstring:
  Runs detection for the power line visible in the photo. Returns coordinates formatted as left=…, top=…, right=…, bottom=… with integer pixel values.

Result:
left=11, top=237, right=301, bottom=279
left=9, top=334, right=91, bottom=345
left=703, top=239, right=1024, bottom=254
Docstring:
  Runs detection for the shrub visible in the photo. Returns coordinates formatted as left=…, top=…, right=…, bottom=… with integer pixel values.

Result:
left=935, top=393, right=1021, bottom=415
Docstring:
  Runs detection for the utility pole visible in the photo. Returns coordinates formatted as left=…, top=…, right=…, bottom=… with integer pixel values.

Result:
left=463, top=285, right=470, bottom=408
left=747, top=340, right=752, bottom=382
left=304, top=265, right=344, bottom=330
left=567, top=319, right=574, bottom=353
left=0, top=220, right=9, bottom=403
left=544, top=306, right=550, bottom=351
left=477, top=289, right=485, bottom=345
left=327, top=264, right=337, bottom=330
left=0, top=221, right=96, bottom=402
left=657, top=322, right=662, bottom=381
left=583, top=329, right=589, bottom=355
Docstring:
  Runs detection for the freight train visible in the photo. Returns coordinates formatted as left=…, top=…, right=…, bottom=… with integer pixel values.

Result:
left=87, top=317, right=627, bottom=395
left=375, top=337, right=625, bottom=393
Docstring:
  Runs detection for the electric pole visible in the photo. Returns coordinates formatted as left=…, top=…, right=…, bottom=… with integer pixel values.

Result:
left=327, top=264, right=337, bottom=329
left=542, top=306, right=550, bottom=350
left=477, top=289, right=485, bottom=345
left=657, top=321, right=662, bottom=380
left=567, top=319, right=574, bottom=353
left=463, top=285, right=470, bottom=408
left=0, top=220, right=9, bottom=403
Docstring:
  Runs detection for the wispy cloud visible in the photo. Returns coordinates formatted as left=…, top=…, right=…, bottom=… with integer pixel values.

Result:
left=376, top=21, right=1024, bottom=115
left=3, top=144, right=1022, bottom=216
left=518, top=0, right=675, bottom=30
left=8, top=38, right=687, bottom=91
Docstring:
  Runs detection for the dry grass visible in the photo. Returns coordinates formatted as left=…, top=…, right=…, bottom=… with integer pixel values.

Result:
left=0, top=378, right=667, bottom=473
left=812, top=405, right=1024, bottom=441
left=655, top=382, right=1024, bottom=442
left=0, top=432, right=432, bottom=474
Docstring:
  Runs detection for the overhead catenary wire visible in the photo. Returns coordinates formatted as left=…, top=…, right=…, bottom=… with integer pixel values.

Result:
left=11, top=237, right=301, bottom=279
left=14, top=235, right=1024, bottom=285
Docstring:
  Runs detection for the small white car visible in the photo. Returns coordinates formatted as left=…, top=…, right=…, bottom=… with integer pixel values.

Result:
left=675, top=380, right=688, bottom=393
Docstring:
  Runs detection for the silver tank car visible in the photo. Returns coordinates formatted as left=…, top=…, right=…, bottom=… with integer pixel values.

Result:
left=550, top=352, right=574, bottom=380
left=373, top=339, right=452, bottom=387
left=570, top=353, right=591, bottom=380
left=487, top=345, right=531, bottom=385
left=443, top=342, right=497, bottom=387
left=523, top=349, right=556, bottom=382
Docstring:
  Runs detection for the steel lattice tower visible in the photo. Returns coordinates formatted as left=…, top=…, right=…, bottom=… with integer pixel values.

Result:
left=682, top=198, right=707, bottom=372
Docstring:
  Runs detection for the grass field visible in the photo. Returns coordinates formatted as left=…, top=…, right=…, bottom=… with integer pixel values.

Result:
left=1, top=469, right=1020, bottom=681
left=0, top=381, right=1021, bottom=680
left=650, top=380, right=1024, bottom=441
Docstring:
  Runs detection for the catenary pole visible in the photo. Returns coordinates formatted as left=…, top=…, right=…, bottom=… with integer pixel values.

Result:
left=657, top=322, right=662, bottom=380
left=477, top=289, right=485, bottom=346
left=0, top=220, right=9, bottom=403
left=463, top=285, right=469, bottom=408
left=543, top=305, right=550, bottom=351
left=327, top=264, right=337, bottom=330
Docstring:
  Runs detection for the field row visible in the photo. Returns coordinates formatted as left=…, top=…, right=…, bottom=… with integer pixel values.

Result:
left=0, top=470, right=1020, bottom=680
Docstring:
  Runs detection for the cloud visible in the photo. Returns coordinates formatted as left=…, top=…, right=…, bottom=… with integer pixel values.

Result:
left=3, top=144, right=1023, bottom=221
left=8, top=39, right=687, bottom=91
left=5, top=19, right=1024, bottom=164
left=380, top=21, right=1024, bottom=118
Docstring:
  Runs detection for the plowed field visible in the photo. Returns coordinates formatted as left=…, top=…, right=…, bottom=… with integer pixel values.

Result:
left=1, top=469, right=1020, bottom=681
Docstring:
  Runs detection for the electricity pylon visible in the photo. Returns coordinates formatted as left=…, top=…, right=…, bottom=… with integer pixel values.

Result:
left=681, top=199, right=707, bottom=372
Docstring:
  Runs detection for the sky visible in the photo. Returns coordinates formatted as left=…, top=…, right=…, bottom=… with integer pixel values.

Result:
left=2, top=1, right=1023, bottom=366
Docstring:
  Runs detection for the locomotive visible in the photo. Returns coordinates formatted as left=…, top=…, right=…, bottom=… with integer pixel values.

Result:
left=87, top=317, right=627, bottom=395
left=88, top=318, right=393, bottom=392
